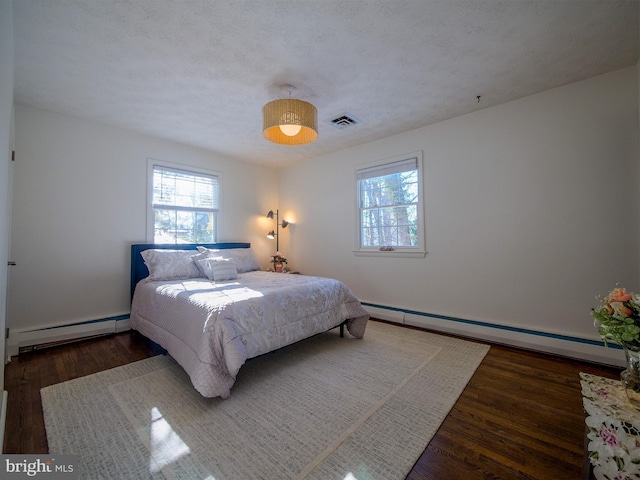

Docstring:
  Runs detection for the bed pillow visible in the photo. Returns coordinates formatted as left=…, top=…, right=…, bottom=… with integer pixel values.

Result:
left=216, top=248, right=261, bottom=273
left=141, top=249, right=202, bottom=281
left=198, top=257, right=238, bottom=282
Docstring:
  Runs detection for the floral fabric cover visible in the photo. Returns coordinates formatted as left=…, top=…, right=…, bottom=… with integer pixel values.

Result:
left=580, top=372, right=640, bottom=479
left=130, top=271, right=369, bottom=398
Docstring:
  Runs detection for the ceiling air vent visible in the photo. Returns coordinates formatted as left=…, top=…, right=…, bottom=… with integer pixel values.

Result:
left=327, top=113, right=361, bottom=130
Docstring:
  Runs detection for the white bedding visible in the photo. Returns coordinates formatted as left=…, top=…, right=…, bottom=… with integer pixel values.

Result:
left=130, top=271, right=369, bottom=398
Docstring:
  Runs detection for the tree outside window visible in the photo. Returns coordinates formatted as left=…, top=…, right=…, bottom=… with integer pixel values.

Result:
left=151, top=165, right=219, bottom=244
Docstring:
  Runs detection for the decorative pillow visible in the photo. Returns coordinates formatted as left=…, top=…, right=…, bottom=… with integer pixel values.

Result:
left=141, top=249, right=201, bottom=281
left=198, top=257, right=238, bottom=282
left=207, top=248, right=260, bottom=273
left=191, top=248, right=220, bottom=276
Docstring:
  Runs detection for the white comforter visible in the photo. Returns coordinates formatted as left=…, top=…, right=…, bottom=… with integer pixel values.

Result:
left=130, top=271, right=369, bottom=398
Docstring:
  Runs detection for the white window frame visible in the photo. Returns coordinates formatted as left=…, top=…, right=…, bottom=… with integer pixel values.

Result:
left=146, top=159, right=222, bottom=243
left=354, top=151, right=426, bottom=258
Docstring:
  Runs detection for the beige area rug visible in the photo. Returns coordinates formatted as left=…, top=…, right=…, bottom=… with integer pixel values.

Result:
left=41, top=321, right=489, bottom=480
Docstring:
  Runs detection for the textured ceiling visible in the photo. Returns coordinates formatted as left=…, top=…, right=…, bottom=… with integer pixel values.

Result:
left=12, top=0, right=639, bottom=168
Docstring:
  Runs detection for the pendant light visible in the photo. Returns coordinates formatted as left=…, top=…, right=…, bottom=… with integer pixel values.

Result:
left=263, top=85, right=318, bottom=145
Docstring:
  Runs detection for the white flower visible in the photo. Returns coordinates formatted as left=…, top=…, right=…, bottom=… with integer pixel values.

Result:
left=593, top=457, right=625, bottom=480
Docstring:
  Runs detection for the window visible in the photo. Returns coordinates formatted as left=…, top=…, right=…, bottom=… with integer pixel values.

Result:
left=355, top=152, right=425, bottom=257
left=149, top=163, right=219, bottom=244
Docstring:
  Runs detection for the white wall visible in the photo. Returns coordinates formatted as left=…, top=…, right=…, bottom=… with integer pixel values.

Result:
left=8, top=106, right=278, bottom=334
left=0, top=0, right=14, bottom=387
left=280, top=67, right=640, bottom=365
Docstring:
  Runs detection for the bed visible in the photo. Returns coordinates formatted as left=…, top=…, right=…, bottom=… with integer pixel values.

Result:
left=129, top=243, right=369, bottom=399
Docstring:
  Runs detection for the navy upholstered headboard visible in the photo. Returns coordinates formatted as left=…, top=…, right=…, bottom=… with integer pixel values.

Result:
left=130, top=242, right=251, bottom=299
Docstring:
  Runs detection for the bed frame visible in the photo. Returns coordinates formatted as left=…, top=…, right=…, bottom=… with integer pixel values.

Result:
left=130, top=242, right=250, bottom=299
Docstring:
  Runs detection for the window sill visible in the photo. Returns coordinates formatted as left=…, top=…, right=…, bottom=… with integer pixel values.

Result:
left=353, top=249, right=427, bottom=258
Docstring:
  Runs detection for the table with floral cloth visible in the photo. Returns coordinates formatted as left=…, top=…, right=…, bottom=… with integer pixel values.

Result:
left=580, top=372, right=640, bottom=479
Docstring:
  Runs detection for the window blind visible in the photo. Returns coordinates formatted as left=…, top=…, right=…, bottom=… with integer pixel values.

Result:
left=153, top=166, right=219, bottom=210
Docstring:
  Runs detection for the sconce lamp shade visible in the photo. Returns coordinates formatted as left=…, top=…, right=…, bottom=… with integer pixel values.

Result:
left=266, top=210, right=274, bottom=219
left=281, top=219, right=289, bottom=229
left=263, top=98, right=318, bottom=145
left=267, top=230, right=275, bottom=239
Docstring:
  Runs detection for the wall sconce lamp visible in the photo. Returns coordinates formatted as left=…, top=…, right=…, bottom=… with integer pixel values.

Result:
left=266, top=209, right=289, bottom=252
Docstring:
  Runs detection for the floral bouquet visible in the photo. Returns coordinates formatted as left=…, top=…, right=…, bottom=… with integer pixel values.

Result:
left=269, top=252, right=287, bottom=265
left=592, top=286, right=640, bottom=349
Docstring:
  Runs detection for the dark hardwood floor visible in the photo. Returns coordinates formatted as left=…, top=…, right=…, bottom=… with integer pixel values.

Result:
left=3, top=321, right=619, bottom=479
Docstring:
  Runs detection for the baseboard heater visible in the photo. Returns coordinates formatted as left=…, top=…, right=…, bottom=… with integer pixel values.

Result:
left=9, top=315, right=130, bottom=356
left=361, top=302, right=625, bottom=367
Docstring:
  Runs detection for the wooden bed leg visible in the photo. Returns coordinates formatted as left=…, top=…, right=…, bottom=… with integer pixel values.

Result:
left=340, top=322, right=345, bottom=338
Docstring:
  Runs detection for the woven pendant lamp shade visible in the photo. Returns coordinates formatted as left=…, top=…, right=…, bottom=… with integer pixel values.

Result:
left=263, top=98, right=318, bottom=145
